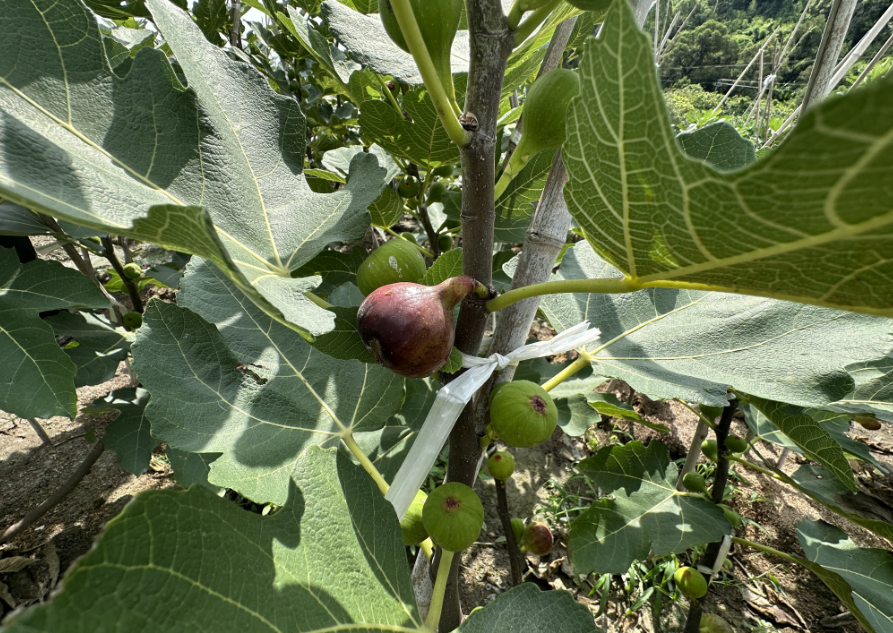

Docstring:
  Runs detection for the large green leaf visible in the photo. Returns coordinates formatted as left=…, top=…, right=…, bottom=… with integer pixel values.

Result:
left=798, top=519, right=893, bottom=633
left=675, top=121, right=756, bottom=171
left=83, top=387, right=153, bottom=475
left=47, top=311, right=132, bottom=388
left=570, top=441, right=729, bottom=574
left=131, top=259, right=404, bottom=505
left=829, top=356, right=893, bottom=422
left=458, top=583, right=600, bottom=633
left=3, top=447, right=422, bottom=633
left=0, top=0, right=386, bottom=340
left=746, top=396, right=858, bottom=492
left=565, top=0, right=893, bottom=316
left=788, top=465, right=893, bottom=541
left=540, top=242, right=893, bottom=408
left=0, top=248, right=106, bottom=418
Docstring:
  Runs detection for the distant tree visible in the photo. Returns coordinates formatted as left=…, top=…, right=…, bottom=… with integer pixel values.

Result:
left=661, top=19, right=741, bottom=89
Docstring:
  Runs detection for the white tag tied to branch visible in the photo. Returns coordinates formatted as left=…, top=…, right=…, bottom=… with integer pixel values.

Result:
left=385, top=321, right=601, bottom=519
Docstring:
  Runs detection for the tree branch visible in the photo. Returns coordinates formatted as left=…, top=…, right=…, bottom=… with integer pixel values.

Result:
left=495, top=479, right=524, bottom=585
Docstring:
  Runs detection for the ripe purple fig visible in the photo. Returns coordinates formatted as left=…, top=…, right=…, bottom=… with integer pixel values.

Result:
left=521, top=521, right=553, bottom=557
left=357, top=276, right=484, bottom=379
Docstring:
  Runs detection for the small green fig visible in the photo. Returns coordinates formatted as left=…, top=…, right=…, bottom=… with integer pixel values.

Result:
left=422, top=482, right=484, bottom=552
left=122, top=262, right=142, bottom=279
left=400, top=490, right=429, bottom=546
left=432, top=164, right=454, bottom=177
left=725, top=435, right=748, bottom=454
left=438, top=234, right=454, bottom=252
left=699, top=613, right=734, bottom=633
left=510, top=517, right=524, bottom=545
left=356, top=239, right=427, bottom=296
left=397, top=176, right=421, bottom=198
left=489, top=380, right=558, bottom=448
left=487, top=451, right=515, bottom=481
left=682, top=472, right=709, bottom=496
left=400, top=232, right=418, bottom=244
left=521, top=522, right=553, bottom=556
left=855, top=414, right=882, bottom=430
left=357, top=276, right=484, bottom=378
left=378, top=0, right=461, bottom=106
left=701, top=439, right=718, bottom=461
left=718, top=504, right=742, bottom=528
left=122, top=311, right=142, bottom=329
left=426, top=181, right=447, bottom=203
left=674, top=566, right=708, bottom=599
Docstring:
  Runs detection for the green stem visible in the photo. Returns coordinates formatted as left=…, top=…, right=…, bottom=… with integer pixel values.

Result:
left=487, top=277, right=641, bottom=312
left=731, top=537, right=810, bottom=567
left=305, top=291, right=333, bottom=310
left=507, top=0, right=525, bottom=29
left=727, top=456, right=788, bottom=482
left=377, top=72, right=404, bottom=115
left=341, top=432, right=390, bottom=496
left=493, top=139, right=530, bottom=200
left=425, top=549, right=456, bottom=630
left=420, top=538, right=434, bottom=561
left=388, top=0, right=469, bottom=147
left=513, top=0, right=562, bottom=47
left=383, top=226, right=434, bottom=257
left=542, top=350, right=592, bottom=391
left=677, top=400, right=717, bottom=431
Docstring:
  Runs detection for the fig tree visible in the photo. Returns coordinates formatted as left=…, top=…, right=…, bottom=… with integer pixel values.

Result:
left=489, top=380, right=557, bottom=448
left=356, top=239, right=427, bottom=296
left=682, top=472, right=709, bottom=495
left=401, top=490, right=429, bottom=546
left=521, top=522, right=553, bottom=556
left=422, top=482, right=483, bottom=552
left=357, top=276, right=485, bottom=378
left=725, top=434, right=748, bottom=454
left=674, top=566, right=708, bottom=599
left=855, top=414, right=882, bottom=430
left=122, top=311, right=142, bottom=329
left=701, top=439, right=718, bottom=461
left=378, top=0, right=461, bottom=105
left=487, top=451, right=515, bottom=481
left=122, top=262, right=142, bottom=279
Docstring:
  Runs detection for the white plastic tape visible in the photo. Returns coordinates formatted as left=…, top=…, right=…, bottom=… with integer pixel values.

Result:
left=385, top=321, right=601, bottom=519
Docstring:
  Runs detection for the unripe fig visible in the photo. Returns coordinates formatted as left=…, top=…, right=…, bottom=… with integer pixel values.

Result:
left=718, top=504, right=742, bottom=528
left=400, top=232, right=418, bottom=244
left=427, top=181, right=447, bottom=203
left=357, top=276, right=483, bottom=378
left=701, top=439, right=718, bottom=461
left=725, top=434, right=748, bottom=454
left=422, top=482, right=483, bottom=552
left=356, top=239, right=427, bottom=296
left=489, top=380, right=557, bottom=448
left=122, top=311, right=142, bottom=329
left=397, top=176, right=421, bottom=198
left=521, top=522, right=553, bottom=556
left=122, top=262, right=142, bottom=279
left=438, top=234, right=454, bottom=252
left=682, top=472, right=709, bottom=495
left=487, top=451, right=515, bottom=480
left=378, top=0, right=461, bottom=106
left=401, top=490, right=429, bottom=546
left=699, top=613, right=734, bottom=633
left=674, top=566, right=708, bottom=599
left=855, top=414, right=882, bottom=430
left=432, top=164, right=454, bottom=177
left=511, top=517, right=524, bottom=544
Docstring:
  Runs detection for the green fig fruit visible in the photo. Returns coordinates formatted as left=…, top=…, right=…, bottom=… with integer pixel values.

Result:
left=397, top=176, right=421, bottom=198
left=438, top=234, right=454, bottom=252
left=122, top=311, right=142, bottom=329
left=357, top=276, right=484, bottom=378
left=356, top=239, right=427, bottom=296
left=718, top=504, right=742, bottom=528
left=422, top=482, right=484, bottom=552
left=725, top=435, right=748, bottom=454
left=510, top=517, right=524, bottom=545
left=378, top=0, right=461, bottom=105
left=400, top=232, right=418, bottom=244
left=682, top=472, right=709, bottom=496
left=487, top=451, right=515, bottom=480
left=674, top=566, right=708, bottom=599
left=489, top=380, right=558, bottom=448
left=401, top=490, right=429, bottom=546
left=521, top=522, right=553, bottom=556
left=699, top=405, right=724, bottom=421
left=494, top=70, right=580, bottom=198
left=701, top=439, right=718, bottom=461
left=427, top=181, right=447, bottom=203
left=699, top=613, right=735, bottom=633
left=122, top=262, right=142, bottom=279
left=855, top=414, right=882, bottom=430
left=432, top=164, right=455, bottom=177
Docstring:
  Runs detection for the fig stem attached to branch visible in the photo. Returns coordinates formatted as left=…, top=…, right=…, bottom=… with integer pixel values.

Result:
left=388, top=0, right=470, bottom=147
left=487, top=277, right=640, bottom=312
left=541, top=349, right=591, bottom=391
left=341, top=432, right=390, bottom=496
left=513, top=0, right=563, bottom=47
